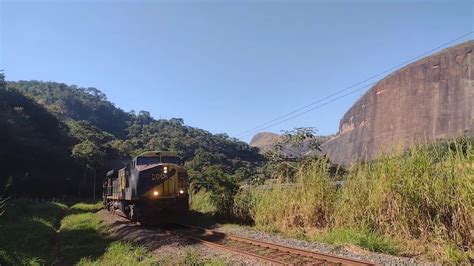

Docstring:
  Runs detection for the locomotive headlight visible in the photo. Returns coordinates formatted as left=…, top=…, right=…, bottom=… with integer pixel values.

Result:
left=179, top=189, right=184, bottom=194
left=153, top=191, right=159, bottom=196
left=163, top=166, right=168, bottom=174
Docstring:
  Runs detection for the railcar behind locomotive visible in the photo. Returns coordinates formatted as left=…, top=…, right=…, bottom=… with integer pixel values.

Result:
left=103, top=151, right=189, bottom=223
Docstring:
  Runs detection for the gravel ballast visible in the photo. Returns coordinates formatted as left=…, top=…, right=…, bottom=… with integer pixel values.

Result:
left=98, top=210, right=259, bottom=264
left=211, top=224, right=430, bottom=265
left=99, top=210, right=433, bottom=265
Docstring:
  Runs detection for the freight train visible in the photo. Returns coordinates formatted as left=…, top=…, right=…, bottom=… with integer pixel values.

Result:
left=103, top=151, right=189, bottom=223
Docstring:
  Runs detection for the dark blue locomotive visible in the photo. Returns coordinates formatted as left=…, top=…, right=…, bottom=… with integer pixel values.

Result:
left=103, top=151, right=189, bottom=223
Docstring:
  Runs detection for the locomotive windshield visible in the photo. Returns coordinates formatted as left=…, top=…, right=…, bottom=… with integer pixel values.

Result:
left=160, top=156, right=180, bottom=164
left=136, top=156, right=180, bottom=165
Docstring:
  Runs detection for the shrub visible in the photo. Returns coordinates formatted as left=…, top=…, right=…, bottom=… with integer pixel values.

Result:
left=190, top=190, right=217, bottom=214
left=191, top=165, right=239, bottom=217
left=250, top=158, right=337, bottom=230
left=232, top=189, right=259, bottom=223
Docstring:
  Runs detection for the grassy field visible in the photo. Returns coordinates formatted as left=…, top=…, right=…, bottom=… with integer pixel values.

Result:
left=1, top=200, right=228, bottom=265
left=58, top=201, right=112, bottom=264
left=193, top=139, right=473, bottom=263
left=60, top=202, right=227, bottom=265
left=0, top=199, right=67, bottom=265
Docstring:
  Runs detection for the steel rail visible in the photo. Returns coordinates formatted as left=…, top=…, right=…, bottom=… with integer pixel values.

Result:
left=167, top=223, right=375, bottom=265
left=167, top=229, right=286, bottom=265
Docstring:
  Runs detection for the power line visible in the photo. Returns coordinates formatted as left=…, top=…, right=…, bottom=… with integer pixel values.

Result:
left=239, top=82, right=375, bottom=139
left=236, top=31, right=473, bottom=139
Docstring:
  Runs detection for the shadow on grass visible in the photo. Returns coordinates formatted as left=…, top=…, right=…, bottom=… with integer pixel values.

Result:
left=66, top=207, right=102, bottom=216
left=59, top=227, right=111, bottom=264
left=57, top=204, right=110, bottom=265
left=58, top=206, right=252, bottom=264
left=0, top=199, right=67, bottom=265
left=0, top=217, right=57, bottom=265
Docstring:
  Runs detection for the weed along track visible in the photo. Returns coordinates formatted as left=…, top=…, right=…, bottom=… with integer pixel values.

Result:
left=164, top=224, right=374, bottom=265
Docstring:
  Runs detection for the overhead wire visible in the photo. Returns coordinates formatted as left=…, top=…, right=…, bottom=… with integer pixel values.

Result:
left=235, top=31, right=473, bottom=139
left=238, top=82, right=376, bottom=139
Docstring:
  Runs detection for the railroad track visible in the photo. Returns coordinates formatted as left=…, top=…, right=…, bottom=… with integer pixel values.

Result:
left=164, top=224, right=374, bottom=265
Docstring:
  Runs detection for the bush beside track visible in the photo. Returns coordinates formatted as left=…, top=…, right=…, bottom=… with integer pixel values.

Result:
left=195, top=139, right=473, bottom=264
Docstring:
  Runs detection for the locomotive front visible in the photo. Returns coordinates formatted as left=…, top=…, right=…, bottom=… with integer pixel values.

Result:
left=134, top=151, right=189, bottom=222
left=103, top=151, right=189, bottom=224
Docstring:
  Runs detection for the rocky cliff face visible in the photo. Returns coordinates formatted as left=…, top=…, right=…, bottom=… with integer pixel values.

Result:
left=322, top=40, right=474, bottom=165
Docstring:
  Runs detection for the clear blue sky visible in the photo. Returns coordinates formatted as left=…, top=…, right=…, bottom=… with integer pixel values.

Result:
left=1, top=0, right=472, bottom=142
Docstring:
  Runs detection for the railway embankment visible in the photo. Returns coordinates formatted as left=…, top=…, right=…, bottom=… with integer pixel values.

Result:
left=0, top=200, right=157, bottom=265
left=1, top=138, right=471, bottom=265
left=97, top=209, right=257, bottom=264
left=98, top=209, right=425, bottom=265
left=2, top=197, right=465, bottom=265
left=0, top=199, right=67, bottom=265
left=0, top=200, right=237, bottom=265
left=193, top=139, right=473, bottom=264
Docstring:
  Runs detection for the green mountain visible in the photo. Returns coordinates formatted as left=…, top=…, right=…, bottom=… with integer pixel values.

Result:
left=1, top=78, right=262, bottom=198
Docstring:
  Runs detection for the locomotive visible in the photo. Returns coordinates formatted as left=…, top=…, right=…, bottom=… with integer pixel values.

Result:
left=103, top=151, right=189, bottom=223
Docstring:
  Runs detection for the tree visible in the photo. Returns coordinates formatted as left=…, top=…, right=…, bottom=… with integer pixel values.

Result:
left=67, top=120, right=115, bottom=144
left=280, top=127, right=321, bottom=154
left=3, top=80, right=264, bottom=199
left=137, top=111, right=153, bottom=125
left=0, top=70, right=5, bottom=89
left=85, top=87, right=107, bottom=101
left=260, top=127, right=322, bottom=182
left=72, top=140, right=106, bottom=199
left=199, top=165, right=239, bottom=217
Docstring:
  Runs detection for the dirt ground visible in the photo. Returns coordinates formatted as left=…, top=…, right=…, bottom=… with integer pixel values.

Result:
left=98, top=210, right=423, bottom=265
left=98, top=210, right=259, bottom=264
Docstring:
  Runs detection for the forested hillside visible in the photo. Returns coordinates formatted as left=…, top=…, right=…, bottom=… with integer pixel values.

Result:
left=0, top=82, right=77, bottom=197
left=1, top=77, right=263, bottom=199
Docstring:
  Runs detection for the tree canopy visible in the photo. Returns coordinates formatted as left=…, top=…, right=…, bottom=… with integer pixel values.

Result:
left=2, top=80, right=263, bottom=198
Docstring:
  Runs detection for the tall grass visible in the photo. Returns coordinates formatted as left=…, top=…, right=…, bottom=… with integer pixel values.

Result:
left=233, top=139, right=473, bottom=262
left=309, top=228, right=398, bottom=254
left=190, top=190, right=218, bottom=214
left=334, top=139, right=473, bottom=261
left=58, top=202, right=110, bottom=264
left=77, top=242, right=155, bottom=265
left=250, top=159, right=336, bottom=230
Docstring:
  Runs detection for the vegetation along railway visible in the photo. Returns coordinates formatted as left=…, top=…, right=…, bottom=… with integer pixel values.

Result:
left=102, top=150, right=374, bottom=265
left=163, top=224, right=374, bottom=265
